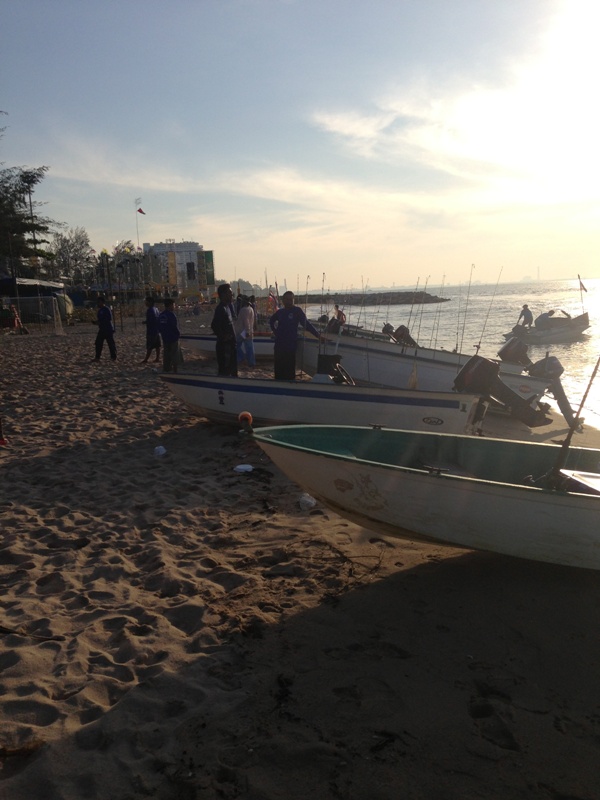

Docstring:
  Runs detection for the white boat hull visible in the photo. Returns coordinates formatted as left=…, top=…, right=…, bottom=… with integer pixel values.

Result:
left=298, top=336, right=548, bottom=403
left=253, top=425, right=600, bottom=570
left=160, top=374, right=486, bottom=434
left=180, top=332, right=275, bottom=360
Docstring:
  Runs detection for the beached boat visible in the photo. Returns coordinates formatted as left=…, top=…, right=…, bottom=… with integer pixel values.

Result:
left=297, top=331, right=577, bottom=428
left=251, top=424, right=600, bottom=570
left=160, top=372, right=488, bottom=434
left=503, top=311, right=590, bottom=345
left=180, top=331, right=276, bottom=360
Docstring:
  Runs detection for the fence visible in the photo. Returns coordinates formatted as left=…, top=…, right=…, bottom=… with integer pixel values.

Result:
left=0, top=296, right=64, bottom=336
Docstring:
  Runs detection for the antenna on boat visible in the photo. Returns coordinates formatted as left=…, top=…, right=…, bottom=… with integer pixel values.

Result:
left=547, top=353, right=600, bottom=488
left=475, top=266, right=503, bottom=354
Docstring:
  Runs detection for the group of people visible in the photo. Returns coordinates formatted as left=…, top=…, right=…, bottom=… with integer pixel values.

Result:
left=517, top=305, right=567, bottom=329
left=94, top=295, right=181, bottom=373
left=211, top=283, right=325, bottom=379
left=94, top=285, right=328, bottom=382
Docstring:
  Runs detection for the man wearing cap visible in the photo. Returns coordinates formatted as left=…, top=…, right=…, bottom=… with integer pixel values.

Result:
left=517, top=304, right=533, bottom=328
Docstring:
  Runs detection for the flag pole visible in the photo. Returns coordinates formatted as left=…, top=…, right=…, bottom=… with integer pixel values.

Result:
left=578, top=274, right=587, bottom=313
left=135, top=197, right=142, bottom=249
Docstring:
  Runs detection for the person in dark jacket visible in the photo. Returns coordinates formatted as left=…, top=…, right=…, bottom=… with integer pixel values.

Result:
left=94, top=296, right=117, bottom=361
left=211, top=283, right=238, bottom=376
left=142, top=296, right=161, bottom=363
left=269, top=290, right=324, bottom=380
left=158, top=298, right=181, bottom=373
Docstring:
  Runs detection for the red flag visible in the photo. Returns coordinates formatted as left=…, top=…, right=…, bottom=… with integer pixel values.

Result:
left=578, top=274, right=587, bottom=292
left=137, top=208, right=146, bottom=215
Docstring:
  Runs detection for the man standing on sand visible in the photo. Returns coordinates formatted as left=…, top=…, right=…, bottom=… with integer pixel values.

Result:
left=211, top=283, right=238, bottom=376
left=158, top=298, right=181, bottom=373
left=269, top=290, right=324, bottom=380
left=94, top=296, right=117, bottom=361
left=141, top=296, right=161, bottom=363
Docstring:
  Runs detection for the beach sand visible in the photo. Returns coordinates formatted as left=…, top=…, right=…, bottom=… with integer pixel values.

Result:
left=1, top=321, right=600, bottom=799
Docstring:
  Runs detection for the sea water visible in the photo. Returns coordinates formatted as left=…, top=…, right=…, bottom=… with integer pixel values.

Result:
left=306, top=277, right=600, bottom=428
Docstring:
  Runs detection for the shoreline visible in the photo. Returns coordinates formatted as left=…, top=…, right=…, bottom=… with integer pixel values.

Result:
left=2, top=325, right=600, bottom=798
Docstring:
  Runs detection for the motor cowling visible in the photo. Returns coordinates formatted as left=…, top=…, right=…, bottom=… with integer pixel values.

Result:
left=454, top=355, right=500, bottom=394
left=454, top=355, right=551, bottom=428
left=497, top=337, right=531, bottom=367
left=528, top=355, right=564, bottom=380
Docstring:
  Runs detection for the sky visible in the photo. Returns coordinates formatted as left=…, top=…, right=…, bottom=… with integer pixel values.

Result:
left=2, top=0, right=600, bottom=291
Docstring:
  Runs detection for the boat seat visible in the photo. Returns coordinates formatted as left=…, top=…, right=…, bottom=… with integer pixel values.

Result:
left=419, top=461, right=474, bottom=478
left=559, top=469, right=600, bottom=495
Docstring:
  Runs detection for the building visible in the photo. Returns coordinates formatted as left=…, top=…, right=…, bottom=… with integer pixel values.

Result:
left=143, top=240, right=204, bottom=293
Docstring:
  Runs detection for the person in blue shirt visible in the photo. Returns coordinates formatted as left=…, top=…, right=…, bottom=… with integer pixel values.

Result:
left=94, top=296, right=116, bottom=361
left=211, top=283, right=238, bottom=376
left=141, top=296, right=161, bottom=363
left=269, top=290, right=324, bottom=380
left=158, top=298, right=181, bottom=373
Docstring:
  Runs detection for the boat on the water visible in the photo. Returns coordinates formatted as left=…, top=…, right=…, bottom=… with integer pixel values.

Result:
left=503, top=311, right=590, bottom=345
left=298, top=331, right=577, bottom=428
left=180, top=330, right=276, bottom=360
left=160, top=371, right=488, bottom=434
left=251, top=424, right=600, bottom=571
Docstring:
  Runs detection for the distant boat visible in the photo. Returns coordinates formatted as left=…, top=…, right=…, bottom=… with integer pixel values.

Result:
left=503, top=312, right=590, bottom=345
left=252, top=424, right=600, bottom=571
left=160, top=372, right=488, bottom=435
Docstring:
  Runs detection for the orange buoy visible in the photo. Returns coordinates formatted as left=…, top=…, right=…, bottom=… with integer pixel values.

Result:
left=238, top=411, right=253, bottom=428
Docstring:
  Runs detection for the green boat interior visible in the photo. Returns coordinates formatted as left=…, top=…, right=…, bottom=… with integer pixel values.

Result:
left=255, top=426, right=600, bottom=491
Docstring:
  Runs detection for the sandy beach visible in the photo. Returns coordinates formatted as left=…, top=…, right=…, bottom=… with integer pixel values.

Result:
left=2, top=321, right=600, bottom=799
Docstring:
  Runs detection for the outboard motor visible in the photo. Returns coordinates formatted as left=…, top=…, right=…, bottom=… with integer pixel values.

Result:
left=393, top=325, right=417, bottom=347
left=454, top=355, right=552, bottom=428
left=382, top=322, right=418, bottom=347
left=497, top=337, right=532, bottom=367
left=528, top=354, right=577, bottom=426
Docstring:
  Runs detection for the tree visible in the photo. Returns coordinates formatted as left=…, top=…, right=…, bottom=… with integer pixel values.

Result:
left=50, top=227, right=93, bottom=283
left=1, top=114, right=60, bottom=277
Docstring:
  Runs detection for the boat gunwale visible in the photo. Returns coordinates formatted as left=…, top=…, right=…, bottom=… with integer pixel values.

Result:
left=252, top=425, right=600, bottom=498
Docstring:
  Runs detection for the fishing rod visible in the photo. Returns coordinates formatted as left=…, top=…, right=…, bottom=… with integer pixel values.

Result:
left=454, top=283, right=462, bottom=353
left=415, top=275, right=429, bottom=344
left=475, top=266, right=503, bottom=354
left=355, top=275, right=368, bottom=331
left=406, top=278, right=420, bottom=332
left=428, top=275, right=446, bottom=350
left=458, top=263, right=475, bottom=356
left=547, top=353, right=600, bottom=489
left=318, top=272, right=330, bottom=336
